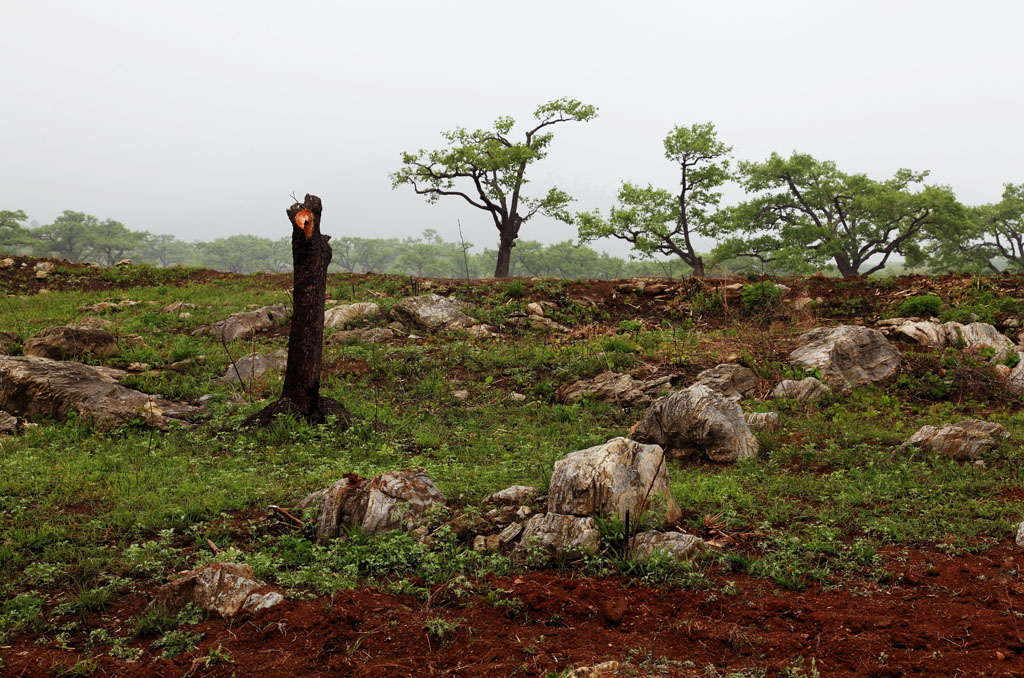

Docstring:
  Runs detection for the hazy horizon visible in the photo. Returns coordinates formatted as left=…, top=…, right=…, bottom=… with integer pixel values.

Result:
left=4, top=1, right=1022, bottom=258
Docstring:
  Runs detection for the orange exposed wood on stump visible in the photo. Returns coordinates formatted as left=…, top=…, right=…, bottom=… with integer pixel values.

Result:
left=294, top=209, right=315, bottom=239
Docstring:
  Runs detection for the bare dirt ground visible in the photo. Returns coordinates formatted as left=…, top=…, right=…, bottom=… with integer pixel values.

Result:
left=7, top=546, right=1024, bottom=677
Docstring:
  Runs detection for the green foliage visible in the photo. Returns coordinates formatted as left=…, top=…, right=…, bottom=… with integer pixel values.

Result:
left=153, top=629, right=202, bottom=659
left=392, top=98, right=598, bottom=276
left=721, top=153, right=966, bottom=277
left=578, top=122, right=730, bottom=276
left=423, top=616, right=459, bottom=644
left=897, top=294, right=943, bottom=317
left=740, top=282, right=783, bottom=315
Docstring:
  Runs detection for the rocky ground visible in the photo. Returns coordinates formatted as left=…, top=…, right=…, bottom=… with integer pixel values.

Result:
left=3, top=257, right=1024, bottom=677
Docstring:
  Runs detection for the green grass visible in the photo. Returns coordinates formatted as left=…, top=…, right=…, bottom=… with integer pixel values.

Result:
left=2, top=265, right=1024, bottom=648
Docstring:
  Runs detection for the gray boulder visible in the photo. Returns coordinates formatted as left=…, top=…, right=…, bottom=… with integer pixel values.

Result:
left=511, top=513, right=600, bottom=565
left=770, top=377, right=832, bottom=402
left=629, top=385, right=758, bottom=462
left=299, top=468, right=446, bottom=540
left=205, top=304, right=287, bottom=341
left=214, top=349, right=288, bottom=384
left=880, top=318, right=1015, bottom=361
left=390, top=294, right=476, bottom=332
left=790, top=325, right=901, bottom=394
left=487, top=485, right=538, bottom=506
left=149, top=562, right=283, bottom=619
left=900, top=419, right=1009, bottom=460
left=24, top=325, right=119, bottom=360
left=555, top=371, right=672, bottom=407
left=507, top=313, right=570, bottom=333
left=629, top=531, right=706, bottom=562
left=324, top=302, right=380, bottom=329
left=547, top=437, right=681, bottom=524
left=0, top=355, right=195, bottom=429
left=692, top=363, right=758, bottom=401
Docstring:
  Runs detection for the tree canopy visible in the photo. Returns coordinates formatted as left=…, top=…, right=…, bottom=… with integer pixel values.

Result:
left=392, top=98, right=598, bottom=277
left=715, top=153, right=964, bottom=277
left=577, top=122, right=730, bottom=277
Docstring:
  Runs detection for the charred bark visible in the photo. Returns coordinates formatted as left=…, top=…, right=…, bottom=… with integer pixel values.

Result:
left=246, top=194, right=351, bottom=428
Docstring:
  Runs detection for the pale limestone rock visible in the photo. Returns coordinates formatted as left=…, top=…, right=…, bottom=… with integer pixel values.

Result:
left=770, top=377, right=832, bottom=402
left=23, top=324, right=119, bottom=360
left=1016, top=521, right=1024, bottom=548
left=790, top=325, right=901, bottom=394
left=390, top=294, right=476, bottom=332
left=692, top=363, right=758, bottom=401
left=214, top=349, right=288, bottom=384
left=487, top=485, right=537, bottom=505
left=507, top=313, right=570, bottom=333
left=0, top=355, right=194, bottom=430
left=548, top=437, right=681, bottom=524
left=299, top=468, right=446, bottom=540
left=745, top=411, right=780, bottom=432
left=901, top=419, right=1009, bottom=460
left=148, top=562, right=283, bottom=619
left=564, top=661, right=621, bottom=678
left=630, top=385, right=758, bottom=462
left=555, top=371, right=672, bottom=407
left=0, top=410, right=18, bottom=435
left=324, top=302, right=380, bottom=329
left=511, top=513, right=600, bottom=565
left=204, top=305, right=288, bottom=341
left=629, top=531, right=706, bottom=561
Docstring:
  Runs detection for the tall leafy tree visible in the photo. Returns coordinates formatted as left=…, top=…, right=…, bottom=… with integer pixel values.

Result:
left=0, top=209, right=30, bottom=253
left=720, top=153, right=964, bottom=277
left=89, top=218, right=146, bottom=266
left=930, top=183, right=1024, bottom=273
left=577, top=122, right=731, bottom=277
left=33, top=210, right=98, bottom=261
left=392, top=98, right=598, bottom=277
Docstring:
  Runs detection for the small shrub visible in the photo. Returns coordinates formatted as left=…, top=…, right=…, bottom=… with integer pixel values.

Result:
left=897, top=294, right=943, bottom=318
left=740, top=282, right=782, bottom=316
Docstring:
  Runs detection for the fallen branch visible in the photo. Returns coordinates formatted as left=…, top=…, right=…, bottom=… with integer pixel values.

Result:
left=206, top=538, right=223, bottom=555
left=269, top=505, right=305, bottom=528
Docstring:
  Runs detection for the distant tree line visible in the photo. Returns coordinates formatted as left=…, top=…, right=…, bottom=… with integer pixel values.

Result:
left=0, top=210, right=689, bottom=279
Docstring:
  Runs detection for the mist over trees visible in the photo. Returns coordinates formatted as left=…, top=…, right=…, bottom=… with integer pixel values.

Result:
left=5, top=116, right=1022, bottom=279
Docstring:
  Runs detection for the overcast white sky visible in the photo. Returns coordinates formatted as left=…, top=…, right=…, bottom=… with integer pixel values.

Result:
left=3, top=0, right=1022, bottom=256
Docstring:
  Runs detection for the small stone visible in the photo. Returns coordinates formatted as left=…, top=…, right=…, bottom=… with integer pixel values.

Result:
left=179, top=312, right=192, bottom=319
left=125, top=334, right=145, bottom=348
left=602, top=597, right=627, bottom=625
left=127, top=362, right=150, bottom=372
left=510, top=392, right=526, bottom=402
left=498, top=522, right=523, bottom=545
left=1015, top=521, right=1024, bottom=548
left=452, top=389, right=469, bottom=401
left=0, top=258, right=14, bottom=269
left=516, top=506, right=532, bottom=520
left=527, top=302, right=545, bottom=316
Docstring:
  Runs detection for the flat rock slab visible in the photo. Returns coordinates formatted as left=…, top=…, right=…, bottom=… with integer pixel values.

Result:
left=300, top=468, right=447, bottom=540
left=507, top=314, right=571, bottom=333
left=692, top=363, right=758, bottom=401
left=0, top=355, right=195, bottom=429
left=204, top=304, right=288, bottom=341
left=511, top=512, right=600, bottom=566
left=390, top=294, right=476, bottom=332
left=900, top=419, right=1009, bottom=460
left=630, top=531, right=706, bottom=562
left=547, top=437, right=681, bottom=524
left=555, top=371, right=672, bottom=407
left=214, top=349, right=288, bottom=384
left=487, top=485, right=538, bottom=506
left=325, top=327, right=399, bottom=345
left=149, top=562, right=283, bottom=618
left=324, top=302, right=380, bottom=329
left=24, top=325, right=119, bottom=360
left=790, top=325, right=901, bottom=394
left=771, top=377, right=832, bottom=402
left=880, top=318, right=1015, bottom=360
left=629, top=385, right=758, bottom=463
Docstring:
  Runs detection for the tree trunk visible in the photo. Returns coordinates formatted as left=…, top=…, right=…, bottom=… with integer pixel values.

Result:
left=690, top=256, right=705, bottom=278
left=278, top=194, right=331, bottom=421
left=246, top=194, right=350, bottom=429
left=494, top=234, right=515, bottom=277
left=835, top=255, right=859, bottom=278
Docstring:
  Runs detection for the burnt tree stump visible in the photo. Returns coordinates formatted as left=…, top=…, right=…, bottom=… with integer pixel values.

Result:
left=245, top=194, right=351, bottom=428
